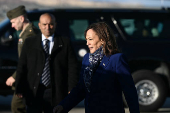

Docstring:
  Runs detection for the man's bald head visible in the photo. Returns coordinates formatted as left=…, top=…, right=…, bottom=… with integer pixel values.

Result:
left=38, top=13, right=56, bottom=38
left=39, top=13, right=56, bottom=22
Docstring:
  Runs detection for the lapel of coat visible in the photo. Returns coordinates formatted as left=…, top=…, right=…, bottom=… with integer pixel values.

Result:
left=94, top=55, right=110, bottom=76
left=90, top=55, right=110, bottom=92
left=51, top=34, right=63, bottom=55
left=33, top=34, right=45, bottom=61
left=34, top=34, right=44, bottom=51
left=99, top=55, right=110, bottom=69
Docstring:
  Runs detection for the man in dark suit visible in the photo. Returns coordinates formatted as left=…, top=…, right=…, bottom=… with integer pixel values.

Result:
left=15, top=13, right=78, bottom=113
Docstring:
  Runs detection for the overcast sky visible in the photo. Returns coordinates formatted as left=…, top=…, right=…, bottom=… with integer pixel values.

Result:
left=85, top=0, right=170, bottom=7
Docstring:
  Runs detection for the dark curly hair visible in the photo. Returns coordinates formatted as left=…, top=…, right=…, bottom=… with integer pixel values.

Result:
left=84, top=22, right=120, bottom=56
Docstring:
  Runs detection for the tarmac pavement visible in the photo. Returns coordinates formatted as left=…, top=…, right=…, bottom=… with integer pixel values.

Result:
left=1, top=95, right=170, bottom=113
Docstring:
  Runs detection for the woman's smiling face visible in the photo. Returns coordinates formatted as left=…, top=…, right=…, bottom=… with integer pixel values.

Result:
left=86, top=29, right=102, bottom=54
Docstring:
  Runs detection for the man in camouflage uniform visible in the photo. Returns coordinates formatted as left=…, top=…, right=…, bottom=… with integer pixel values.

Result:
left=6, top=5, right=40, bottom=113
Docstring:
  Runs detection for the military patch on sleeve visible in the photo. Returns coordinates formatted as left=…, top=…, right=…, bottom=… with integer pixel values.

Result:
left=18, top=38, right=23, bottom=44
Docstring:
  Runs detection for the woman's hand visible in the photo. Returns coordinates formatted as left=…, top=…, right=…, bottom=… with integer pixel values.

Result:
left=53, top=105, right=64, bottom=113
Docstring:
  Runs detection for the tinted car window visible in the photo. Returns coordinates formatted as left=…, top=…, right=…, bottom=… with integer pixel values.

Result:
left=119, top=18, right=170, bottom=39
left=69, top=20, right=88, bottom=41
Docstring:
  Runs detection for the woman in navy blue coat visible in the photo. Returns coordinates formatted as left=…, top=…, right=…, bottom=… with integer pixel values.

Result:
left=53, top=22, right=140, bottom=113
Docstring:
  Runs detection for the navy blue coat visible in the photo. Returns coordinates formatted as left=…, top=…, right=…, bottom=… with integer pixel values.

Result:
left=59, top=53, right=140, bottom=113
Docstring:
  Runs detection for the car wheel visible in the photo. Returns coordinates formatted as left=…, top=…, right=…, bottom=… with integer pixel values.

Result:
left=132, top=70, right=167, bottom=112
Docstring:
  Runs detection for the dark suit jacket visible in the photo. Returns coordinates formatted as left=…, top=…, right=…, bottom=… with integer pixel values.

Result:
left=12, top=23, right=40, bottom=90
left=15, top=33, right=78, bottom=106
left=59, top=53, right=140, bottom=113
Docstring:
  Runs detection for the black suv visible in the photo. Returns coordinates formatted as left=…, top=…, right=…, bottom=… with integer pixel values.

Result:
left=0, top=8, right=170, bottom=112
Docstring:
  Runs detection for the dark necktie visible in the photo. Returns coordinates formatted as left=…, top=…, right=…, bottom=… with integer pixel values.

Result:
left=42, top=39, right=51, bottom=87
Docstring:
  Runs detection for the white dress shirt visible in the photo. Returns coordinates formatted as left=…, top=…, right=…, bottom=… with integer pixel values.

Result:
left=41, top=34, right=54, bottom=54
